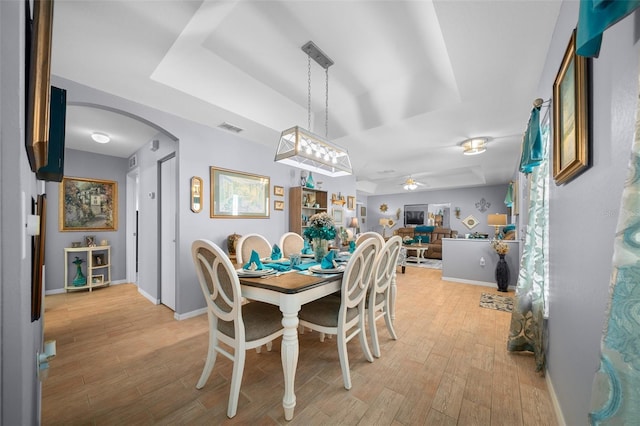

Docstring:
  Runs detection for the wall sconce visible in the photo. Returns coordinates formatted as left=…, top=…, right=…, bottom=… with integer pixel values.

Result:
left=455, top=207, right=461, bottom=219
left=190, top=176, right=203, bottom=213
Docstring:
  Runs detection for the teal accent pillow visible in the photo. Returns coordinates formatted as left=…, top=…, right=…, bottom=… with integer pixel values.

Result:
left=503, top=224, right=516, bottom=233
left=414, top=235, right=430, bottom=244
left=415, top=225, right=434, bottom=233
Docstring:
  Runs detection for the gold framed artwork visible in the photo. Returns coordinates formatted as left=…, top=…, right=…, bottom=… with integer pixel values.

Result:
left=347, top=196, right=355, bottom=210
left=274, top=185, right=285, bottom=196
left=210, top=167, right=270, bottom=218
left=59, top=177, right=118, bottom=231
left=274, top=200, right=285, bottom=211
left=190, top=176, right=203, bottom=213
left=25, top=0, right=54, bottom=173
left=553, top=30, right=590, bottom=185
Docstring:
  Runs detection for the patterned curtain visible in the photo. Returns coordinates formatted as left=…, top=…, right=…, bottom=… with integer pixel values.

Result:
left=507, top=114, right=549, bottom=373
left=588, top=77, right=640, bottom=424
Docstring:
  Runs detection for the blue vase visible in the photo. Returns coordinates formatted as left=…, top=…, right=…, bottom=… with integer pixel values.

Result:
left=306, top=172, right=315, bottom=189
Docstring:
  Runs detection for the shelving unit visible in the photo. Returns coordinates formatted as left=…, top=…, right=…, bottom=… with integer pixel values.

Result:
left=64, top=246, right=111, bottom=292
left=289, top=186, right=328, bottom=235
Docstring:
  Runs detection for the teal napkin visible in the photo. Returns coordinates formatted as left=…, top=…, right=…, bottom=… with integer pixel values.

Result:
left=348, top=240, right=356, bottom=253
left=302, top=240, right=313, bottom=255
left=321, top=251, right=337, bottom=269
left=293, top=261, right=317, bottom=271
left=243, top=250, right=264, bottom=270
left=271, top=244, right=282, bottom=260
left=263, top=262, right=291, bottom=272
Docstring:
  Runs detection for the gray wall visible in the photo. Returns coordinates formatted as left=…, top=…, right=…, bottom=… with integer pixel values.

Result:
left=366, top=184, right=510, bottom=237
left=543, top=3, right=639, bottom=424
left=0, top=1, right=43, bottom=423
left=44, top=149, right=128, bottom=291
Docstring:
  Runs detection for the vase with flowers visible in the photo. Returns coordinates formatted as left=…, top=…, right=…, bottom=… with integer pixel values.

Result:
left=303, top=212, right=337, bottom=262
left=490, top=240, right=510, bottom=292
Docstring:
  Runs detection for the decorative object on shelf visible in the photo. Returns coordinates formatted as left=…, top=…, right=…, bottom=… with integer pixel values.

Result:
left=190, top=176, right=203, bottom=213
left=91, top=274, right=104, bottom=285
left=100, top=239, right=108, bottom=246
left=302, top=212, right=336, bottom=262
left=305, top=172, right=315, bottom=188
left=274, top=41, right=352, bottom=177
left=316, top=181, right=323, bottom=189
left=490, top=240, right=510, bottom=292
left=553, top=30, right=589, bottom=185
left=379, top=203, right=388, bottom=213
left=210, top=167, right=270, bottom=218
left=462, top=215, right=479, bottom=230
left=227, top=233, right=241, bottom=255
left=84, top=235, right=96, bottom=247
left=347, top=196, right=355, bottom=210
left=72, top=256, right=86, bottom=287
left=59, top=177, right=118, bottom=231
left=475, top=198, right=491, bottom=212
left=93, top=253, right=105, bottom=266
left=274, top=185, right=285, bottom=196
left=300, top=172, right=308, bottom=187
left=455, top=207, right=461, bottom=219
left=487, top=213, right=508, bottom=238
left=274, top=200, right=284, bottom=211
left=331, top=193, right=346, bottom=205
left=71, top=241, right=81, bottom=248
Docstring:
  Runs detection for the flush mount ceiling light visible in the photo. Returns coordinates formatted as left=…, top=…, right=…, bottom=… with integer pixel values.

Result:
left=403, top=177, right=418, bottom=191
left=274, top=41, right=352, bottom=177
left=460, top=137, right=488, bottom=155
left=91, top=132, right=110, bottom=144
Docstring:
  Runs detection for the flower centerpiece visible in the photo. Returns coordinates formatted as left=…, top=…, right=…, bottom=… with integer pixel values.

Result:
left=303, top=212, right=336, bottom=261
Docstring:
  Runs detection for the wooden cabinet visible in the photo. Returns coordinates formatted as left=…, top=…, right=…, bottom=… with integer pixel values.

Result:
left=289, top=187, right=328, bottom=235
left=64, top=246, right=111, bottom=292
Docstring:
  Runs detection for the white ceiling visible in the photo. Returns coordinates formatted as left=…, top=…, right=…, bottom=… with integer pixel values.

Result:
left=52, top=0, right=561, bottom=195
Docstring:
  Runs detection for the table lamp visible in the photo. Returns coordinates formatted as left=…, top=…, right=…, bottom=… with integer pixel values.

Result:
left=487, top=213, right=508, bottom=238
left=379, top=218, right=389, bottom=238
left=348, top=217, right=359, bottom=237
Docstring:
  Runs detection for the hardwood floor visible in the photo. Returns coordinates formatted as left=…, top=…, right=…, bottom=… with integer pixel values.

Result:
left=42, top=267, right=558, bottom=425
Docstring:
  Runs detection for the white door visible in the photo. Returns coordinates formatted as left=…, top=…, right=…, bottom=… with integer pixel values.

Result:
left=160, top=155, right=176, bottom=310
left=126, top=169, right=139, bottom=284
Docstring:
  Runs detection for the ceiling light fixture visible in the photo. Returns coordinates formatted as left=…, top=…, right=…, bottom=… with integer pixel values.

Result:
left=460, top=137, right=488, bottom=155
left=403, top=177, right=418, bottom=191
left=91, top=132, right=110, bottom=144
left=274, top=41, right=352, bottom=177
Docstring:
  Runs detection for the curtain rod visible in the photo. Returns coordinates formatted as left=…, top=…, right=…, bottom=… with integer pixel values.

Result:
left=533, top=98, right=550, bottom=108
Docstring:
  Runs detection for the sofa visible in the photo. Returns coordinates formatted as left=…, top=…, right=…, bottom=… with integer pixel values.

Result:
left=394, top=226, right=458, bottom=260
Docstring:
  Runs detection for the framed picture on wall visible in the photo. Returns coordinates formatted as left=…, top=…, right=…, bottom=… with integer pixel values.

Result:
left=59, top=177, right=118, bottom=231
left=210, top=167, right=270, bottom=218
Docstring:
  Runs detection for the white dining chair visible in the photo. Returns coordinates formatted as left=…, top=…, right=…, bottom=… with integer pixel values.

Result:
left=236, top=233, right=272, bottom=264
left=298, top=238, right=379, bottom=390
left=191, top=239, right=284, bottom=418
left=356, top=231, right=385, bottom=247
left=278, top=232, right=304, bottom=257
left=367, top=235, right=402, bottom=358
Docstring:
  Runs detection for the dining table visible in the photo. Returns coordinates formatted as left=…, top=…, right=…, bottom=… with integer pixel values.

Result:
left=236, top=261, right=343, bottom=421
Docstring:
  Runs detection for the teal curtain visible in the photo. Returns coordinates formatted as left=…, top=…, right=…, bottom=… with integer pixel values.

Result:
left=588, top=75, right=640, bottom=425
left=577, top=0, right=640, bottom=57
left=507, top=113, right=549, bottom=373
left=504, top=181, right=514, bottom=207
left=519, top=106, right=543, bottom=174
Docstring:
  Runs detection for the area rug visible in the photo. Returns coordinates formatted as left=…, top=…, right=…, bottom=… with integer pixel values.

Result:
left=479, top=292, right=514, bottom=312
left=405, top=259, right=442, bottom=270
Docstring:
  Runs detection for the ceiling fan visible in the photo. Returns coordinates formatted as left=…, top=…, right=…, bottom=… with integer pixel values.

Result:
left=400, top=176, right=426, bottom=191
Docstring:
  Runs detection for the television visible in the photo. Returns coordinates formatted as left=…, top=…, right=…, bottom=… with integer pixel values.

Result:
left=404, top=210, right=425, bottom=226
left=36, top=86, right=66, bottom=182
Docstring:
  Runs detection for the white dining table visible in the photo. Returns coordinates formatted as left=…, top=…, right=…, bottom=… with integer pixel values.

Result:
left=237, top=268, right=342, bottom=421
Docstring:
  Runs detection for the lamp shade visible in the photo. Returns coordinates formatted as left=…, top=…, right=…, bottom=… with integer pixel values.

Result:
left=348, top=217, right=359, bottom=228
left=275, top=126, right=352, bottom=177
left=487, top=213, right=508, bottom=227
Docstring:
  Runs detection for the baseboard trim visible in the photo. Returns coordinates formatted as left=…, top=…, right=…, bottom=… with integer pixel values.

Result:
left=546, top=369, right=567, bottom=426
left=138, top=287, right=159, bottom=305
left=441, top=276, right=514, bottom=290
left=175, top=308, right=207, bottom=321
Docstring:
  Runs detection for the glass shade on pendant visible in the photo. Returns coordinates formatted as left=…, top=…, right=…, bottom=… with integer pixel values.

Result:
left=275, top=126, right=352, bottom=177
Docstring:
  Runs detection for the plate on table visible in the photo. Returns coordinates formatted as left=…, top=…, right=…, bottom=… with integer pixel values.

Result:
left=309, top=265, right=345, bottom=274
left=236, top=267, right=276, bottom=277
left=301, top=253, right=315, bottom=258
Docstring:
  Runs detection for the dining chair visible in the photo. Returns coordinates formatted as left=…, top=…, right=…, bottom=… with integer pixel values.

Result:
left=236, top=233, right=272, bottom=264
left=298, top=238, right=379, bottom=390
left=367, top=235, right=402, bottom=358
left=356, top=231, right=385, bottom=247
left=191, top=239, right=284, bottom=418
left=278, top=232, right=304, bottom=257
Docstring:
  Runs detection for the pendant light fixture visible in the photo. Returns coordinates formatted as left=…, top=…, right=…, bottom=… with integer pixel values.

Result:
left=274, top=41, right=352, bottom=177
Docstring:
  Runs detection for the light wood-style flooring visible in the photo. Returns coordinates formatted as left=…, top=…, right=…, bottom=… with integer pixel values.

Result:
left=42, top=266, right=558, bottom=425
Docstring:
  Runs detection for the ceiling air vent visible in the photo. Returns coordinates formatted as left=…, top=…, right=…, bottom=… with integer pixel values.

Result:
left=218, top=122, right=243, bottom=133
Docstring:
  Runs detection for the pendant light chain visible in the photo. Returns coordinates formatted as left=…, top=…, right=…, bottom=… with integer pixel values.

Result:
left=325, top=67, right=329, bottom=138
left=307, top=55, right=312, bottom=132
